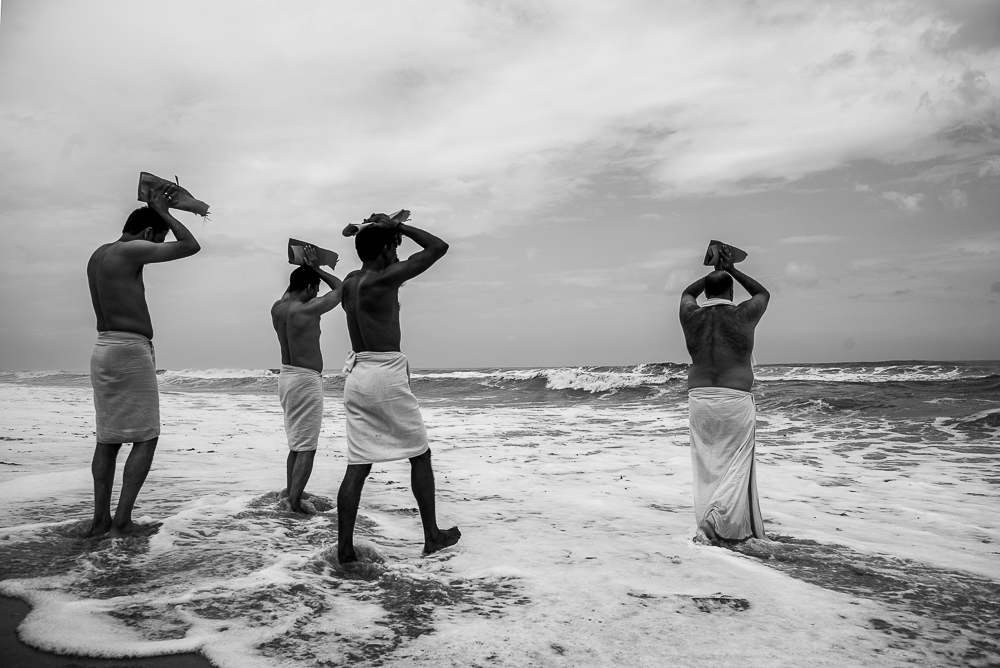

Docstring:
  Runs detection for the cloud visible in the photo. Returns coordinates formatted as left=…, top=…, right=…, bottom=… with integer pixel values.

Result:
left=928, top=0, right=1000, bottom=53
left=940, top=188, right=969, bottom=208
left=2, top=0, right=998, bottom=235
left=882, top=191, right=925, bottom=212
left=784, top=261, right=819, bottom=286
left=855, top=184, right=873, bottom=193
left=992, top=281, right=1000, bottom=294
left=777, top=235, right=848, bottom=244
left=979, top=156, right=1000, bottom=177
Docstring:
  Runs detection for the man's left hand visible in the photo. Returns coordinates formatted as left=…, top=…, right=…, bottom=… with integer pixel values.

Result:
left=718, top=245, right=736, bottom=272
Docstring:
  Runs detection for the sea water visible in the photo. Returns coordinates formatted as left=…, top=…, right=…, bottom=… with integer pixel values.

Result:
left=0, top=362, right=997, bottom=667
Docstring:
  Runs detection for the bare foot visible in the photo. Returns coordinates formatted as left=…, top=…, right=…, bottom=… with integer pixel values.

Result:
left=338, top=546, right=358, bottom=564
left=109, top=520, right=162, bottom=538
left=696, top=520, right=718, bottom=544
left=86, top=520, right=112, bottom=538
left=423, top=526, right=461, bottom=555
left=289, top=500, right=316, bottom=515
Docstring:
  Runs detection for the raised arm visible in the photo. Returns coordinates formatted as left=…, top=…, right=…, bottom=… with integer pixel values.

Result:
left=374, top=213, right=449, bottom=286
left=719, top=246, right=769, bottom=321
left=680, top=275, right=707, bottom=318
left=302, top=245, right=343, bottom=315
left=128, top=184, right=202, bottom=264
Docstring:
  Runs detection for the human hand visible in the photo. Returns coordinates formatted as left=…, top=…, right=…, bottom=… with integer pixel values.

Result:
left=147, top=183, right=177, bottom=216
left=364, top=212, right=403, bottom=230
left=302, top=245, right=319, bottom=268
left=718, top=245, right=735, bottom=272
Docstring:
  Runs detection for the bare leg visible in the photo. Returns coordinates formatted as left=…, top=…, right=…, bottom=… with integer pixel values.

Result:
left=409, top=449, right=461, bottom=554
left=109, top=437, right=157, bottom=537
left=337, top=463, right=371, bottom=563
left=284, top=451, right=296, bottom=498
left=288, top=450, right=316, bottom=513
left=89, top=442, right=123, bottom=536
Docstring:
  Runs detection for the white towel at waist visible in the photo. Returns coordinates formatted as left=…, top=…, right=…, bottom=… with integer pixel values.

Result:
left=343, top=351, right=428, bottom=465
left=688, top=387, right=769, bottom=541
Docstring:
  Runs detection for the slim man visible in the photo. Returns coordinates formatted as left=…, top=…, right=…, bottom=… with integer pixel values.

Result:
left=337, top=212, right=461, bottom=562
left=271, top=247, right=342, bottom=513
left=86, top=183, right=200, bottom=537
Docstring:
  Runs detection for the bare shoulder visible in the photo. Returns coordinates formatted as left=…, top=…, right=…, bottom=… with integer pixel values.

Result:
left=89, top=242, right=113, bottom=264
left=736, top=294, right=769, bottom=322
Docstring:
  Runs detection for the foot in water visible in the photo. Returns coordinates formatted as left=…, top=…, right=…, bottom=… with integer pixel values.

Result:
left=695, top=520, right=719, bottom=545
left=86, top=519, right=112, bottom=537
left=423, top=526, right=462, bottom=555
left=109, top=520, right=162, bottom=538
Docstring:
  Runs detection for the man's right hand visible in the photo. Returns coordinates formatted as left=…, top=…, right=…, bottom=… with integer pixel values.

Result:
left=147, top=183, right=178, bottom=217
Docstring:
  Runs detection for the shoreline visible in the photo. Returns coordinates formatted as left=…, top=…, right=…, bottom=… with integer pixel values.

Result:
left=0, top=595, right=214, bottom=668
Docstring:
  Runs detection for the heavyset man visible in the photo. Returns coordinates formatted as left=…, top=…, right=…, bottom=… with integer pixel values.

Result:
left=336, top=212, right=461, bottom=562
left=86, top=183, right=201, bottom=537
left=679, top=244, right=771, bottom=542
left=271, top=247, right=342, bottom=513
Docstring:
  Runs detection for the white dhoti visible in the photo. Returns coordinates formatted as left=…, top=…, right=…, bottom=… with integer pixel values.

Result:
left=689, top=387, right=769, bottom=541
left=278, top=365, right=324, bottom=452
left=90, top=331, right=160, bottom=444
left=343, top=351, right=429, bottom=465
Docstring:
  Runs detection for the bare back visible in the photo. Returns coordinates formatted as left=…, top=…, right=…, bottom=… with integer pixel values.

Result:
left=680, top=303, right=760, bottom=392
left=284, top=301, right=326, bottom=373
left=341, top=269, right=402, bottom=353
left=88, top=242, right=155, bottom=339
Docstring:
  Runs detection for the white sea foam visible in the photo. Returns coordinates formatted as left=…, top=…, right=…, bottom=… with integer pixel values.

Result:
left=0, top=383, right=997, bottom=666
left=0, top=370, right=71, bottom=380
left=755, top=363, right=977, bottom=383
left=159, top=368, right=278, bottom=380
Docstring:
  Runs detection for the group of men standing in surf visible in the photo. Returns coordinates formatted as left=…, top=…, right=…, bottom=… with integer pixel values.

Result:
left=85, top=181, right=770, bottom=557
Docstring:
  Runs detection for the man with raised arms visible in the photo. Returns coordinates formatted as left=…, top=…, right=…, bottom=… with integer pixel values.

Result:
left=679, top=244, right=771, bottom=543
left=271, top=247, right=342, bottom=513
left=337, top=211, right=461, bottom=562
left=87, top=184, right=201, bottom=537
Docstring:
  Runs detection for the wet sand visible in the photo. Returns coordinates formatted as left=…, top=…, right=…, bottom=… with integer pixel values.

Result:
left=0, top=595, right=214, bottom=668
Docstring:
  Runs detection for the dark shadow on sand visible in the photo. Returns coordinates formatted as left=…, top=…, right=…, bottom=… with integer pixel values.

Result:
left=725, top=535, right=1000, bottom=666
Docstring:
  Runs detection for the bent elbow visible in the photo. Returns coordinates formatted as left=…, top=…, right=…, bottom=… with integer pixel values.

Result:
left=437, top=241, right=450, bottom=257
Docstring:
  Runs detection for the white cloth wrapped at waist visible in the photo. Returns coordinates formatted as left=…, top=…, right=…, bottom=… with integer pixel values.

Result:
left=343, top=351, right=429, bottom=465
left=278, top=364, right=324, bottom=452
left=688, top=386, right=769, bottom=541
left=90, top=331, right=160, bottom=443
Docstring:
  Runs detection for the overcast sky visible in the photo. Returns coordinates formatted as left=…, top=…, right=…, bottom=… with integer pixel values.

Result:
left=1, top=0, right=998, bottom=371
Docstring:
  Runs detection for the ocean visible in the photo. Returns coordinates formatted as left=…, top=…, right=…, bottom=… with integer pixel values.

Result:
left=1, top=361, right=998, bottom=667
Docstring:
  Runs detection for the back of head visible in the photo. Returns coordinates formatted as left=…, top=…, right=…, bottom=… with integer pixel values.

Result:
left=355, top=226, right=401, bottom=262
left=288, top=265, right=320, bottom=293
left=122, top=207, right=169, bottom=236
left=704, top=270, right=733, bottom=298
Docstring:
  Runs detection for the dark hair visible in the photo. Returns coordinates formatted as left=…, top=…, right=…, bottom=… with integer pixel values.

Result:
left=288, top=266, right=320, bottom=293
left=705, top=270, right=733, bottom=298
left=122, top=207, right=169, bottom=236
left=355, top=226, right=401, bottom=261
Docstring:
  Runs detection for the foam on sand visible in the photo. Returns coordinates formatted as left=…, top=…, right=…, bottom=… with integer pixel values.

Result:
left=1, top=378, right=998, bottom=666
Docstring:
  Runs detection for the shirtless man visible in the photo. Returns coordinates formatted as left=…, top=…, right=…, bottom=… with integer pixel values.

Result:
left=337, top=212, right=461, bottom=562
left=86, top=184, right=201, bottom=537
left=679, top=244, right=771, bottom=542
left=271, top=247, right=342, bottom=513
